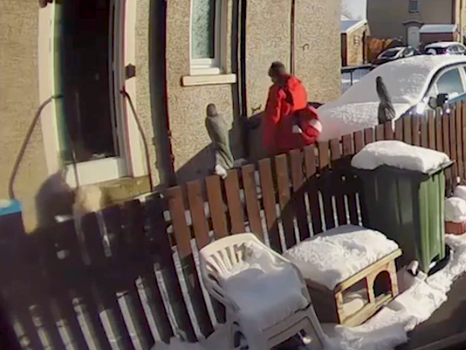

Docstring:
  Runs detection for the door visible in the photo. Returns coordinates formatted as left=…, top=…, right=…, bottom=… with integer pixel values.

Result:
left=407, top=26, right=420, bottom=48
left=425, top=67, right=466, bottom=110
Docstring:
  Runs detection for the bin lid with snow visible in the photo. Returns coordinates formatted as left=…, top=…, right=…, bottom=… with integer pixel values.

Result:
left=351, top=141, right=451, bottom=173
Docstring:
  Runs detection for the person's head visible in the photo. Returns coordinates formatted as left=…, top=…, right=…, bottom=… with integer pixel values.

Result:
left=268, top=61, right=288, bottom=84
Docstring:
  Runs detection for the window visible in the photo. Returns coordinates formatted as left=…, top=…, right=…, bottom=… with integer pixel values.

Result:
left=409, top=0, right=419, bottom=13
left=190, top=0, right=224, bottom=75
left=447, top=46, right=459, bottom=54
left=404, top=47, right=415, bottom=57
left=435, top=68, right=465, bottom=97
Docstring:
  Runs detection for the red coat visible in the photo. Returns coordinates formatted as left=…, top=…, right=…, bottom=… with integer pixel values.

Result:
left=262, top=76, right=321, bottom=155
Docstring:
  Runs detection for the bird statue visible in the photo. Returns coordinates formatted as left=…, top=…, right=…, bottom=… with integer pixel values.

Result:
left=376, top=76, right=396, bottom=125
left=205, top=104, right=234, bottom=179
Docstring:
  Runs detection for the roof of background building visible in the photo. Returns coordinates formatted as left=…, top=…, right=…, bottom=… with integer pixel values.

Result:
left=340, top=19, right=367, bottom=33
left=420, top=24, right=457, bottom=34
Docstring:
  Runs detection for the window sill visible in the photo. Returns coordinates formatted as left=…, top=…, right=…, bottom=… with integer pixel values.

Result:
left=181, top=73, right=237, bottom=87
left=65, top=157, right=127, bottom=188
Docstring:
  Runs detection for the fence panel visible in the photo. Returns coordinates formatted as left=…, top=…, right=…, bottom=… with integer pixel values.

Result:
left=304, top=145, right=323, bottom=235
left=455, top=103, right=464, bottom=179
left=241, top=164, right=264, bottom=240
left=318, top=142, right=335, bottom=231
left=342, top=134, right=359, bottom=225
left=275, top=154, right=296, bottom=250
left=329, top=139, right=347, bottom=226
left=205, top=176, right=228, bottom=239
left=165, top=188, right=213, bottom=338
left=224, top=171, right=246, bottom=234
left=146, top=197, right=196, bottom=342
left=289, top=149, right=311, bottom=241
left=258, top=158, right=281, bottom=252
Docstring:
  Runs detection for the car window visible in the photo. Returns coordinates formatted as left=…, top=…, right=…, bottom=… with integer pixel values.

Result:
left=404, top=47, right=415, bottom=57
left=447, top=46, right=458, bottom=54
left=380, top=48, right=401, bottom=58
left=435, top=68, right=465, bottom=97
left=458, top=45, right=466, bottom=54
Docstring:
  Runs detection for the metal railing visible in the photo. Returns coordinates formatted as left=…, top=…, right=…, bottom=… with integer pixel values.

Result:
left=341, top=64, right=374, bottom=93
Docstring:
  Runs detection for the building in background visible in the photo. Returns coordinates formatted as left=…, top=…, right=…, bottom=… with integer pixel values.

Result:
left=367, top=0, right=465, bottom=46
left=419, top=24, right=459, bottom=45
left=0, top=0, right=341, bottom=231
left=341, top=19, right=369, bottom=66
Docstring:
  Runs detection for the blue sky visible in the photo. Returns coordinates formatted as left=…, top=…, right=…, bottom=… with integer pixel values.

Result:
left=342, top=0, right=367, bottom=19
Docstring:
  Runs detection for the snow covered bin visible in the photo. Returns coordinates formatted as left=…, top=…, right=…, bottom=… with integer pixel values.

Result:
left=351, top=141, right=453, bottom=274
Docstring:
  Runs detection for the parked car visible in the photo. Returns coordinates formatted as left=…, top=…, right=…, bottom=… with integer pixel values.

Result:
left=318, top=55, right=466, bottom=141
left=424, top=42, right=466, bottom=55
left=373, top=46, right=420, bottom=65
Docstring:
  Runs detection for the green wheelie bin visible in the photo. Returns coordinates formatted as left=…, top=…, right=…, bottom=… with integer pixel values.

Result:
left=353, top=148, right=453, bottom=274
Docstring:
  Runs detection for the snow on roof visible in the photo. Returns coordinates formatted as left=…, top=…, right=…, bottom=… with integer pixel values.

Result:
left=420, top=24, right=457, bottom=34
left=340, top=19, right=367, bottom=33
left=318, top=55, right=466, bottom=141
left=425, top=41, right=462, bottom=49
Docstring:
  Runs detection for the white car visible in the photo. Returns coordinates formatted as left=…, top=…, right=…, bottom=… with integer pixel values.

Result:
left=424, top=42, right=466, bottom=55
left=318, top=55, right=466, bottom=141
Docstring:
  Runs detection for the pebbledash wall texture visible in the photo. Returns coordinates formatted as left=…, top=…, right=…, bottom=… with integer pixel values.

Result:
left=161, top=0, right=341, bottom=180
left=0, top=0, right=49, bottom=230
left=0, top=0, right=341, bottom=231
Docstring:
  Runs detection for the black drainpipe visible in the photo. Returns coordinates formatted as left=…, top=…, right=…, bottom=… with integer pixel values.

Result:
left=150, top=0, right=176, bottom=186
left=238, top=0, right=249, bottom=157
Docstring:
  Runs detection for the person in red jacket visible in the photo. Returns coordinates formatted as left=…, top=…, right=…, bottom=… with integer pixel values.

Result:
left=262, top=62, right=322, bottom=156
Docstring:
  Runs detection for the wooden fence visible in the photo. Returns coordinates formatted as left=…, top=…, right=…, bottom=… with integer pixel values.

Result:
left=1, top=101, right=466, bottom=350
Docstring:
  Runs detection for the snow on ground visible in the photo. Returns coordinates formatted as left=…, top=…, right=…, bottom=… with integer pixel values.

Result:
left=351, top=141, right=451, bottom=173
left=152, top=233, right=466, bottom=350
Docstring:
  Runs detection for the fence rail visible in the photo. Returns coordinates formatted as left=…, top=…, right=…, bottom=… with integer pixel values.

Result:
left=1, top=101, right=466, bottom=350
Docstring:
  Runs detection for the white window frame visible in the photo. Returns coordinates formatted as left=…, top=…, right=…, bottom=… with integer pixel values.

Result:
left=189, top=0, right=227, bottom=76
left=409, top=0, right=419, bottom=13
left=38, top=0, right=147, bottom=188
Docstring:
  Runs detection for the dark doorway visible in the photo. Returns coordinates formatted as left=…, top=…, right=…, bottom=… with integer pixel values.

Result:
left=57, top=0, right=119, bottom=164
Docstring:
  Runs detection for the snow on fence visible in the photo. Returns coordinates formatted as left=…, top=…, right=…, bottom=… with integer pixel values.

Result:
left=0, top=102, right=465, bottom=350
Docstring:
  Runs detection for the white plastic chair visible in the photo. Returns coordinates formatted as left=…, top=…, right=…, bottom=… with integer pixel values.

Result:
left=200, top=233, right=326, bottom=350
